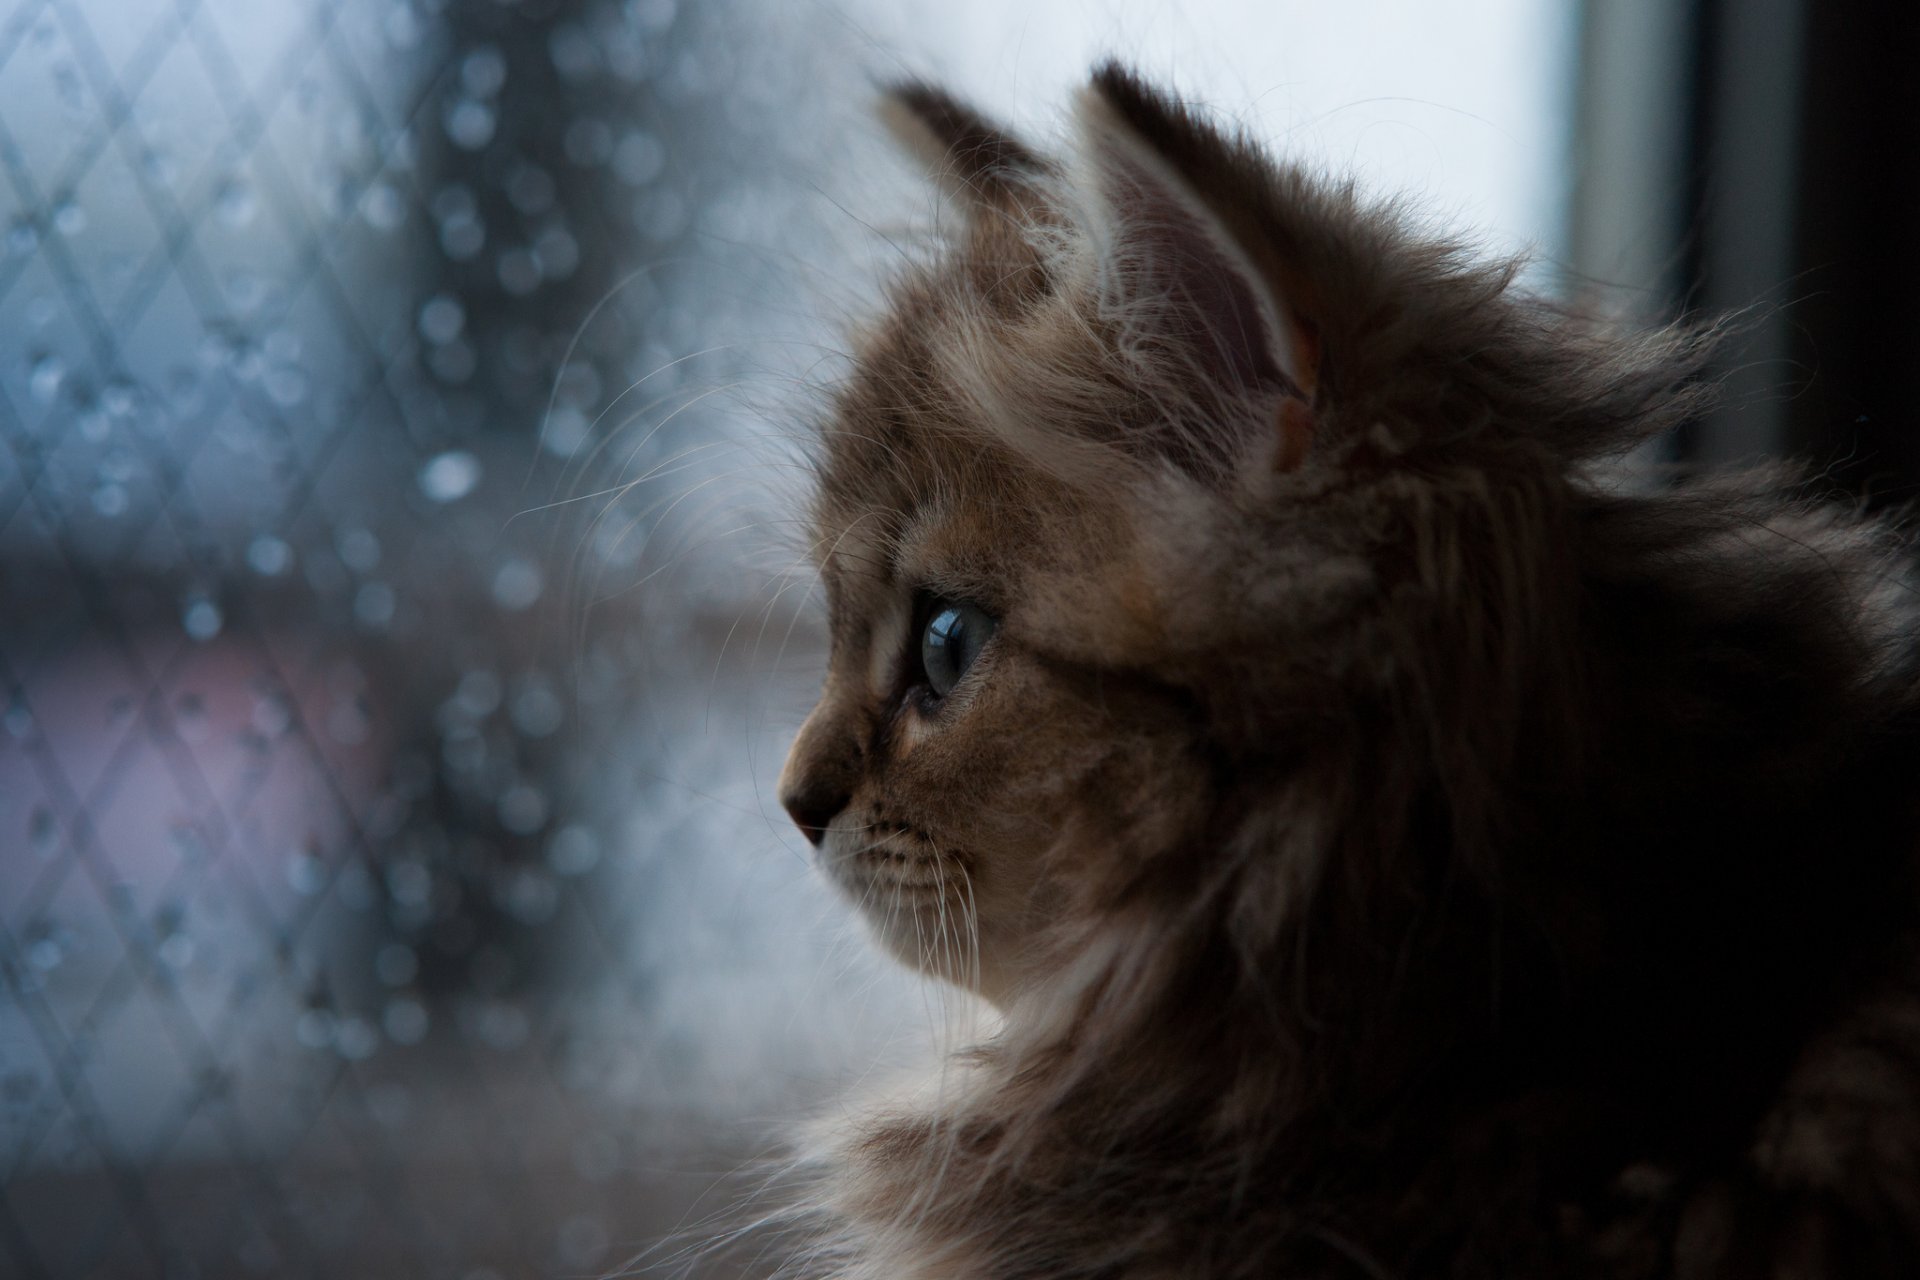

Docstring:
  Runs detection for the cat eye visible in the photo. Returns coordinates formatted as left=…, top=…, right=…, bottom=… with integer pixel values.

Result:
left=918, top=598, right=997, bottom=699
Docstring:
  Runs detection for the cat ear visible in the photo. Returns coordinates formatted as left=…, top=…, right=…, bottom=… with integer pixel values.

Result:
left=880, top=81, right=1048, bottom=213
left=1075, top=64, right=1319, bottom=471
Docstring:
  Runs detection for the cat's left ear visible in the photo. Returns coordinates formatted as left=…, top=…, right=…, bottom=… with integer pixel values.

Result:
left=881, top=82, right=1049, bottom=215
left=1075, top=64, right=1320, bottom=471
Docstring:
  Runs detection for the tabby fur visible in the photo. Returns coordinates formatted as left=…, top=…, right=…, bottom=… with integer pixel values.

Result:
left=774, top=64, right=1920, bottom=1278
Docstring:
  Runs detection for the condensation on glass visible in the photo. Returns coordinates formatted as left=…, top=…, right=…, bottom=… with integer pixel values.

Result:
left=0, top=1, right=882, bottom=1275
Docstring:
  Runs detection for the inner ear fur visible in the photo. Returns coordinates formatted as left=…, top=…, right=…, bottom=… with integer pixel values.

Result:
left=1076, top=62, right=1321, bottom=466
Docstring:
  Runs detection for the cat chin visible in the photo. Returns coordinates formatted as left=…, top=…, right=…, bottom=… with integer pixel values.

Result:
left=861, top=897, right=997, bottom=998
left=814, top=830, right=995, bottom=991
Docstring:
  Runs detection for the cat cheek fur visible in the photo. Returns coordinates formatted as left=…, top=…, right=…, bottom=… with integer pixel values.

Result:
left=898, top=658, right=1207, bottom=999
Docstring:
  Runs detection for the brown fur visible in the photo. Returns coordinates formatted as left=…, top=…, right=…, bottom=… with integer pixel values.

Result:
left=773, top=64, right=1920, bottom=1278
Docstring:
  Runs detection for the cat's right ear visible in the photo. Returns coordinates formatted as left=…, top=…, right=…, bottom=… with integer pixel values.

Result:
left=1075, top=64, right=1321, bottom=473
left=879, top=82, right=1048, bottom=214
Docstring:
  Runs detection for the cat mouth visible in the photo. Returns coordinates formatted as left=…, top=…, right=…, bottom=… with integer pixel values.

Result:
left=823, top=823, right=954, bottom=895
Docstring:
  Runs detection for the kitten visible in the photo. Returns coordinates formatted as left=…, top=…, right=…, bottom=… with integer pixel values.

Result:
left=774, top=63, right=1920, bottom=1278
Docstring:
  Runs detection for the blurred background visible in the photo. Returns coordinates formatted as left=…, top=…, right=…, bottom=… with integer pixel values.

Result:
left=0, top=0, right=1909, bottom=1276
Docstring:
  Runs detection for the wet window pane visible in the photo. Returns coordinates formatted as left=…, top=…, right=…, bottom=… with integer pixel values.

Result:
left=0, top=1, right=1568, bottom=1274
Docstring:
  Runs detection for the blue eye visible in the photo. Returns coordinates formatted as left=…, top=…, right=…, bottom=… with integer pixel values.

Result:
left=919, top=599, right=996, bottom=698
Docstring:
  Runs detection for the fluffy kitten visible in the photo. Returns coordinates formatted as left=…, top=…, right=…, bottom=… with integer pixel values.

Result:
left=774, top=64, right=1920, bottom=1278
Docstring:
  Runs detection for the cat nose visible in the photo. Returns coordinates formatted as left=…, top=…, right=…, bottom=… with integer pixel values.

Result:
left=781, top=783, right=848, bottom=847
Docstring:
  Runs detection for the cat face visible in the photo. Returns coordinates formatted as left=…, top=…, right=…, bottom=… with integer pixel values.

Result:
left=779, top=408, right=1223, bottom=1002
left=779, top=69, right=1702, bottom=1005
